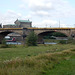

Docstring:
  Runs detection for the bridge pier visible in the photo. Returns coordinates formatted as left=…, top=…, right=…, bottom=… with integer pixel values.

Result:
left=37, top=35, right=44, bottom=44
left=0, top=34, right=5, bottom=44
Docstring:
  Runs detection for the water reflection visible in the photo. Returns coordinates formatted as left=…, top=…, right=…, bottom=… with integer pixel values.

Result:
left=44, top=42, right=57, bottom=44
left=6, top=42, right=21, bottom=45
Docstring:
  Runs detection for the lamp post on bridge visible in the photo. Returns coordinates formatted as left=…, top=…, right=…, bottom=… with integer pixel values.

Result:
left=74, top=24, right=75, bottom=28
left=46, top=24, right=47, bottom=28
left=59, top=20, right=60, bottom=28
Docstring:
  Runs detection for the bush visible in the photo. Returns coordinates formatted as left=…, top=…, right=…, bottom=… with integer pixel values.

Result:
left=67, top=39, right=75, bottom=44
left=2, top=39, right=6, bottom=45
left=59, top=40, right=67, bottom=44
left=26, top=31, right=38, bottom=46
left=0, top=39, right=8, bottom=48
left=0, top=44, right=9, bottom=48
left=0, top=39, right=16, bottom=48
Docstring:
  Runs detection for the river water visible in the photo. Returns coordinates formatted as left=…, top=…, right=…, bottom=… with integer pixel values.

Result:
left=6, top=42, right=57, bottom=45
left=44, top=42, right=57, bottom=44
left=6, top=42, right=21, bottom=45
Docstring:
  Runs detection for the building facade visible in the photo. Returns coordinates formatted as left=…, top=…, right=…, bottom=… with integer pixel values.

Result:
left=3, top=19, right=32, bottom=28
left=3, top=24, right=18, bottom=28
left=14, top=19, right=32, bottom=28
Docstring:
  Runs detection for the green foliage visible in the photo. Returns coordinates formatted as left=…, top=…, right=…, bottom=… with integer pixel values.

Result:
left=0, top=39, right=16, bottom=48
left=0, top=44, right=8, bottom=48
left=0, top=44, right=16, bottom=48
left=0, top=48, right=74, bottom=75
left=0, top=39, right=8, bottom=48
left=26, top=31, right=38, bottom=46
left=44, top=36, right=56, bottom=39
left=2, top=39, right=6, bottom=45
left=0, top=44, right=75, bottom=61
left=43, top=32, right=67, bottom=39
left=67, top=39, right=75, bottom=44
left=59, top=40, right=67, bottom=44
left=52, top=32, right=67, bottom=37
left=47, top=51, right=75, bottom=75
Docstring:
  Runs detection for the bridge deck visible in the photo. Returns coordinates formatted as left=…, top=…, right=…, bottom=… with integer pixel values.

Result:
left=0, top=28, right=23, bottom=30
left=28, top=27, right=75, bottom=30
left=0, top=27, right=75, bottom=30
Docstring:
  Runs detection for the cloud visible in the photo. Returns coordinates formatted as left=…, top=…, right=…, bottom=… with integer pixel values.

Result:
left=0, top=10, right=22, bottom=25
left=0, top=0, right=75, bottom=27
left=24, top=15, right=32, bottom=19
left=42, top=20, right=58, bottom=25
left=19, top=4, right=26, bottom=9
left=29, top=1, right=53, bottom=11
left=21, top=0, right=75, bottom=18
left=60, top=24, right=67, bottom=27
left=32, top=19, right=71, bottom=28
left=31, top=11, right=49, bottom=17
left=32, top=19, right=58, bottom=28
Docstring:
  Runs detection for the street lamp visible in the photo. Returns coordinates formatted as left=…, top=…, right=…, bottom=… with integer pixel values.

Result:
left=59, top=20, right=60, bottom=28
left=46, top=24, right=47, bottom=28
left=74, top=24, right=75, bottom=28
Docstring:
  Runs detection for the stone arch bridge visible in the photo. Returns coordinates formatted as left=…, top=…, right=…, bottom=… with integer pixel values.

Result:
left=0, top=28, right=75, bottom=44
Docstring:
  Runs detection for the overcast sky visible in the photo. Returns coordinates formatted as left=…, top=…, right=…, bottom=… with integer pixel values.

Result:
left=0, top=0, right=75, bottom=28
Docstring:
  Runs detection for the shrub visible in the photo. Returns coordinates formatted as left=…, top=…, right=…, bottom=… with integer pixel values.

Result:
left=26, top=31, right=38, bottom=46
left=2, top=38, right=6, bottom=45
left=0, top=39, right=8, bottom=48
left=59, top=40, right=67, bottom=44
left=0, top=39, right=16, bottom=48
left=0, top=44, right=8, bottom=48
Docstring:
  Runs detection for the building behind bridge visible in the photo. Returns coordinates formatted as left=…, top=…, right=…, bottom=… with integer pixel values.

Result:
left=3, top=19, right=32, bottom=43
left=3, top=19, right=32, bottom=28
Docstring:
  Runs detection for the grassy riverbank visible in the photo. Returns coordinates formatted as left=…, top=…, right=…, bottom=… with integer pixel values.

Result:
left=0, top=44, right=75, bottom=75
left=44, top=39, right=75, bottom=44
left=0, top=44, right=75, bottom=61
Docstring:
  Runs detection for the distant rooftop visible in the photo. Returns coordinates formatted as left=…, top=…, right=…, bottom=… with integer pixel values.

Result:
left=18, top=20, right=32, bottom=23
left=5, top=24, right=17, bottom=26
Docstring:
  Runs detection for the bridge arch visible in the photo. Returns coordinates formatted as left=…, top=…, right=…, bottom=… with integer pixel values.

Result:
left=0, top=31, right=23, bottom=43
left=0, top=31, right=12, bottom=43
left=37, top=30, right=68, bottom=37
left=37, top=30, right=68, bottom=44
left=34, top=29, right=70, bottom=37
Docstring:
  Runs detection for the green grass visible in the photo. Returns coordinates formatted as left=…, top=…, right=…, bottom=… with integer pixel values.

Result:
left=44, top=39, right=59, bottom=43
left=0, top=44, right=75, bottom=61
left=0, top=44, right=75, bottom=75
left=46, top=54, right=75, bottom=75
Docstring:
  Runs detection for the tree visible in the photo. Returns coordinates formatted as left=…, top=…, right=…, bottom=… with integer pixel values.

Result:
left=52, top=32, right=67, bottom=37
left=26, top=31, right=38, bottom=46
